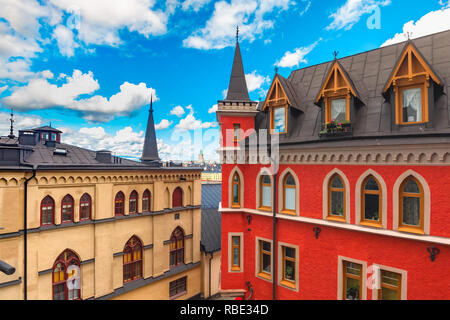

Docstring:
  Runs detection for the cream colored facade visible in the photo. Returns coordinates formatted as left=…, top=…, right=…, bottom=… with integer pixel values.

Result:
left=200, top=250, right=221, bottom=299
left=0, top=168, right=203, bottom=300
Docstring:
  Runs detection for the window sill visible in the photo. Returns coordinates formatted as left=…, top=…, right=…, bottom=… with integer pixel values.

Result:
left=326, top=216, right=346, bottom=223
left=257, top=272, right=272, bottom=281
left=360, top=221, right=383, bottom=229
left=231, top=267, right=241, bottom=272
left=258, top=207, right=272, bottom=212
left=280, top=210, right=297, bottom=216
left=231, top=205, right=241, bottom=209
left=397, top=226, right=425, bottom=235
left=279, top=280, right=296, bottom=290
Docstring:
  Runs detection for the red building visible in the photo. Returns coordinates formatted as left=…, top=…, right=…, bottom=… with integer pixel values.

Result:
left=217, top=31, right=450, bottom=300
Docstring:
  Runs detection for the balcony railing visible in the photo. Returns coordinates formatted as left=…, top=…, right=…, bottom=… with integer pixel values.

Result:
left=319, top=121, right=353, bottom=137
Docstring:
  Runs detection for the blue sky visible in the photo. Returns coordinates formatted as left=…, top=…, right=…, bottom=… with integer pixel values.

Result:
left=1, top=0, right=450, bottom=161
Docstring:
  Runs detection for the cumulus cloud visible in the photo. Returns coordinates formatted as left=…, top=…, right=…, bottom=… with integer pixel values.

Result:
left=275, top=38, right=321, bottom=68
left=208, top=104, right=218, bottom=114
left=183, top=0, right=292, bottom=50
left=2, top=69, right=156, bottom=122
left=175, top=105, right=217, bottom=131
left=245, top=71, right=270, bottom=92
left=155, top=119, right=173, bottom=130
left=170, top=105, right=185, bottom=117
left=53, top=25, right=77, bottom=58
left=181, top=0, right=212, bottom=12
left=326, top=0, right=391, bottom=31
left=382, top=8, right=450, bottom=47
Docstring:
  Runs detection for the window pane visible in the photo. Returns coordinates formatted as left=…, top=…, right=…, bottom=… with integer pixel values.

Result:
left=365, top=178, right=379, bottom=191
left=345, top=278, right=361, bottom=300
left=262, top=241, right=271, bottom=252
left=262, top=253, right=271, bottom=273
left=285, top=174, right=295, bottom=186
left=233, top=184, right=239, bottom=204
left=233, top=248, right=239, bottom=266
left=381, top=271, right=400, bottom=287
left=331, top=191, right=344, bottom=216
left=262, top=175, right=271, bottom=184
left=345, top=263, right=361, bottom=276
left=274, top=108, right=286, bottom=133
left=404, top=179, right=420, bottom=193
left=233, top=237, right=240, bottom=246
left=331, top=99, right=346, bottom=122
left=284, top=260, right=295, bottom=281
left=285, top=247, right=295, bottom=259
left=284, top=188, right=296, bottom=211
left=381, top=287, right=399, bottom=300
left=364, top=194, right=380, bottom=221
left=402, top=88, right=422, bottom=123
left=262, top=186, right=271, bottom=207
left=403, top=197, right=420, bottom=226
left=331, top=177, right=344, bottom=188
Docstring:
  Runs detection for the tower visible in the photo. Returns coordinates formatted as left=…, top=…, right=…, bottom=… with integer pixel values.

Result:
left=141, top=95, right=160, bottom=165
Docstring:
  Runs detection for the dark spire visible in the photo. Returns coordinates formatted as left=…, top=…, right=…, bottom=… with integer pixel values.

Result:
left=141, top=94, right=160, bottom=164
left=225, top=27, right=251, bottom=102
left=8, top=109, right=14, bottom=139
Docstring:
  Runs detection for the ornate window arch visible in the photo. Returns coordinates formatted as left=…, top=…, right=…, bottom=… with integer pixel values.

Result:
left=393, top=170, right=430, bottom=235
left=52, top=249, right=81, bottom=300
left=61, top=194, right=74, bottom=223
left=256, top=168, right=273, bottom=211
left=172, top=187, right=183, bottom=208
left=80, top=193, right=92, bottom=221
left=170, top=227, right=184, bottom=268
left=278, top=168, right=300, bottom=216
left=129, top=190, right=138, bottom=214
left=323, top=169, right=350, bottom=223
left=123, top=236, right=143, bottom=283
left=41, top=196, right=55, bottom=226
left=142, top=189, right=151, bottom=212
left=229, top=167, right=244, bottom=208
left=115, top=191, right=125, bottom=216
left=355, top=170, right=387, bottom=229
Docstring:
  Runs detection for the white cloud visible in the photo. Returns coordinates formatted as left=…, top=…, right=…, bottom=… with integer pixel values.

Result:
left=2, top=69, right=156, bottom=122
left=53, top=25, right=77, bottom=58
left=183, top=0, right=292, bottom=50
left=299, top=0, right=312, bottom=16
left=0, top=85, right=7, bottom=95
left=208, top=104, right=218, bottom=113
left=181, top=0, right=212, bottom=12
left=155, top=119, right=173, bottom=130
left=326, top=0, right=391, bottom=31
left=0, top=111, right=43, bottom=136
left=276, top=38, right=321, bottom=68
left=175, top=105, right=217, bottom=131
left=382, top=8, right=450, bottom=47
left=245, top=70, right=270, bottom=92
left=170, top=105, right=185, bottom=117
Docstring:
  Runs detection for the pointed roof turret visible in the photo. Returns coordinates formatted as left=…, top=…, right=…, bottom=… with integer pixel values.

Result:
left=141, top=95, right=160, bottom=164
left=225, top=27, right=251, bottom=102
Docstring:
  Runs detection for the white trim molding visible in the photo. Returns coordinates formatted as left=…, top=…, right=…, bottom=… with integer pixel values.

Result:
left=255, top=236, right=274, bottom=283
left=323, top=168, right=351, bottom=223
left=228, top=166, right=245, bottom=209
left=228, top=232, right=244, bottom=273
left=338, top=256, right=367, bottom=300
left=278, top=168, right=300, bottom=216
left=371, top=264, right=407, bottom=300
left=393, top=170, right=431, bottom=235
left=355, top=169, right=388, bottom=229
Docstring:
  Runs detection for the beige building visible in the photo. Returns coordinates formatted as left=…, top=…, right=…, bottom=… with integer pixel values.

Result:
left=0, top=104, right=206, bottom=300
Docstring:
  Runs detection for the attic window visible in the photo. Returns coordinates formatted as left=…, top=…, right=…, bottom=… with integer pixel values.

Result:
left=384, top=43, right=441, bottom=125
left=263, top=77, right=289, bottom=134
left=54, top=148, right=67, bottom=156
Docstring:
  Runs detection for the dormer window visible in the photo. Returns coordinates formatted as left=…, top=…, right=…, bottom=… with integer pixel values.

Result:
left=329, top=97, right=348, bottom=123
left=272, top=106, right=287, bottom=134
left=263, top=77, right=290, bottom=134
left=384, top=43, right=442, bottom=126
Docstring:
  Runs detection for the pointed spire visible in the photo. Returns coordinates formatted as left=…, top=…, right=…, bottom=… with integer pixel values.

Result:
left=8, top=109, right=15, bottom=139
left=225, top=27, right=251, bottom=102
left=141, top=94, right=160, bottom=164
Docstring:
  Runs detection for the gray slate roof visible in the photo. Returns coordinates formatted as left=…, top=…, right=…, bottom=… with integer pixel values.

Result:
left=254, top=30, right=450, bottom=147
left=201, top=184, right=222, bottom=253
left=225, top=42, right=251, bottom=102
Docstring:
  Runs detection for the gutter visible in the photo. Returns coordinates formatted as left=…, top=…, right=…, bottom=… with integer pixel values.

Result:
left=23, top=165, right=37, bottom=300
left=272, top=170, right=277, bottom=301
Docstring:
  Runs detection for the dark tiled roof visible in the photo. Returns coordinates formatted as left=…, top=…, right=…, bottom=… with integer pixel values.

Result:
left=31, top=126, right=63, bottom=133
left=254, top=30, right=450, bottom=147
left=225, top=42, right=251, bottom=102
left=201, top=184, right=222, bottom=253
left=0, top=137, right=19, bottom=145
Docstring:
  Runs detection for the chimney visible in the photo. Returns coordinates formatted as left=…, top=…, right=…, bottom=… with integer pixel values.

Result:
left=18, top=130, right=38, bottom=146
left=96, top=150, right=112, bottom=164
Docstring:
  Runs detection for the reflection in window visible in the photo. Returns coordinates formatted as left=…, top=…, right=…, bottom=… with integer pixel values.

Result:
left=400, top=177, right=422, bottom=228
left=259, top=241, right=271, bottom=277
left=61, top=195, right=74, bottom=223
left=343, top=261, right=362, bottom=300
left=282, top=246, right=296, bottom=284
left=283, top=174, right=296, bottom=213
left=329, top=175, right=345, bottom=218
left=362, top=176, right=381, bottom=223
left=379, top=270, right=402, bottom=300
left=260, top=175, right=272, bottom=209
left=231, top=236, right=241, bottom=271
left=170, top=227, right=185, bottom=268
left=402, top=87, right=422, bottom=123
left=273, top=107, right=286, bottom=133
left=232, top=173, right=241, bottom=207
left=123, top=236, right=142, bottom=283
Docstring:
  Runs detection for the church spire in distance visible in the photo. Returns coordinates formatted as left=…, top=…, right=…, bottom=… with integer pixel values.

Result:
left=141, top=94, right=160, bottom=164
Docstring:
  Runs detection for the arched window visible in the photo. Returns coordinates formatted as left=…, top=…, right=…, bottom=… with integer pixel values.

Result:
left=172, top=187, right=183, bottom=208
left=129, top=190, right=138, bottom=214
left=41, top=196, right=55, bottom=226
left=328, top=174, right=346, bottom=220
left=115, top=192, right=125, bottom=216
left=231, top=173, right=241, bottom=208
left=170, top=227, right=184, bottom=268
left=361, top=176, right=382, bottom=225
left=52, top=249, right=81, bottom=300
left=80, top=193, right=91, bottom=221
left=282, top=174, right=296, bottom=214
left=259, top=175, right=272, bottom=210
left=399, top=177, right=424, bottom=231
left=61, top=195, right=74, bottom=223
left=142, top=190, right=151, bottom=212
left=123, top=236, right=143, bottom=283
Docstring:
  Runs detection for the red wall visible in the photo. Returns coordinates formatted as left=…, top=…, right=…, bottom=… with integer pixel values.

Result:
left=221, top=163, right=450, bottom=300
left=220, top=116, right=255, bottom=148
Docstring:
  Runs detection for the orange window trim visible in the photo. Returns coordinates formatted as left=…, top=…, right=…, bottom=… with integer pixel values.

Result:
left=231, top=236, right=241, bottom=271
left=282, top=175, right=296, bottom=215
left=328, top=175, right=346, bottom=222
left=361, top=176, right=382, bottom=227
left=231, top=173, right=241, bottom=208
left=259, top=176, right=272, bottom=211
left=395, top=82, right=429, bottom=125
left=398, top=177, right=425, bottom=234
left=282, top=246, right=296, bottom=285
left=259, top=241, right=271, bottom=277
left=270, top=105, right=288, bottom=135
left=325, top=94, right=351, bottom=124
left=378, top=271, right=402, bottom=300
left=343, top=261, right=362, bottom=300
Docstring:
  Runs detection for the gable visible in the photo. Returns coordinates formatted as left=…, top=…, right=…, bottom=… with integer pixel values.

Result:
left=262, top=76, right=291, bottom=111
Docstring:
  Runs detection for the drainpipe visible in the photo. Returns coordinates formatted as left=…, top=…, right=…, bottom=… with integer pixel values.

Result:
left=24, top=167, right=37, bottom=301
left=209, top=252, right=213, bottom=298
left=272, top=170, right=277, bottom=301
